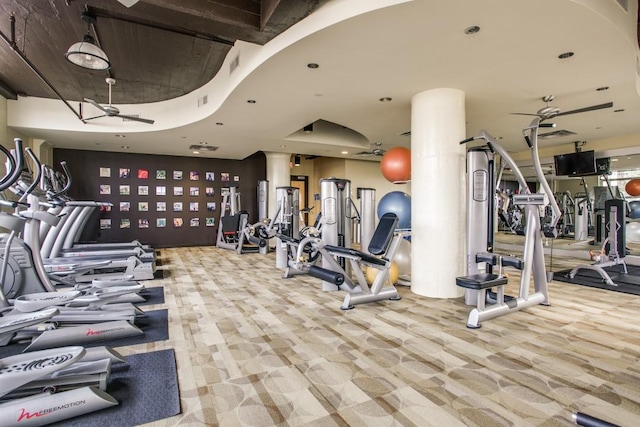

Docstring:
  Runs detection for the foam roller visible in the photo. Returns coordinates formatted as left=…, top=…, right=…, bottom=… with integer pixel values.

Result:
left=308, top=266, right=345, bottom=286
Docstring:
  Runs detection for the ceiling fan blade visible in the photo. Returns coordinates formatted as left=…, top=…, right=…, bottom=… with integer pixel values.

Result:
left=555, top=102, right=613, bottom=117
left=117, top=114, right=155, bottom=125
left=355, top=151, right=372, bottom=156
left=510, top=112, right=540, bottom=116
left=84, top=98, right=109, bottom=113
left=82, top=114, right=107, bottom=122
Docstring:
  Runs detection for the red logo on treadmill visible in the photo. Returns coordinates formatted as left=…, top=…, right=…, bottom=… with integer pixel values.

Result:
left=86, top=326, right=125, bottom=336
left=17, top=400, right=87, bottom=421
left=17, top=408, right=43, bottom=422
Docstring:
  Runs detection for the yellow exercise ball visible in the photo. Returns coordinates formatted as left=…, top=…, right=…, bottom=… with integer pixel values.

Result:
left=365, top=262, right=399, bottom=285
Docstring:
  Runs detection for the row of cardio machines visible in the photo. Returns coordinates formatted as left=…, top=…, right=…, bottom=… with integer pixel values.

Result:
left=22, top=157, right=155, bottom=286
left=0, top=139, right=157, bottom=425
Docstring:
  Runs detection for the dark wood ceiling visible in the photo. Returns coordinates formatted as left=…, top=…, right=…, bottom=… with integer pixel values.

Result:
left=0, top=0, right=322, bottom=106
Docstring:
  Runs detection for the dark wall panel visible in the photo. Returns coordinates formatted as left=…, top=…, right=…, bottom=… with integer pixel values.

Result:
left=53, top=149, right=266, bottom=248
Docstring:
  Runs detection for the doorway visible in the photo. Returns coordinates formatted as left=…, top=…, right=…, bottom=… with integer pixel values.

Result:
left=290, top=175, right=308, bottom=226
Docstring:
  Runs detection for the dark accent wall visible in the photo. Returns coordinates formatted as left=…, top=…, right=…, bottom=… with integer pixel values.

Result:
left=53, top=149, right=266, bottom=248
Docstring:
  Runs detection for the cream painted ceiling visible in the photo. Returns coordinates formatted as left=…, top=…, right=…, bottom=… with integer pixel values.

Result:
left=3, top=0, right=640, bottom=174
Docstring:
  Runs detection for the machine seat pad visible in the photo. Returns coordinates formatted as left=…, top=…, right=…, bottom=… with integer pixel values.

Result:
left=368, top=213, right=399, bottom=255
left=221, top=214, right=241, bottom=232
left=456, top=273, right=508, bottom=290
left=324, top=245, right=386, bottom=266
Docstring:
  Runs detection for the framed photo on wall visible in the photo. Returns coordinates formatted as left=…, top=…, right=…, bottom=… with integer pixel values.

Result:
left=173, top=170, right=183, bottom=180
left=157, top=202, right=167, bottom=212
left=157, top=218, right=166, bottom=228
left=99, top=167, right=111, bottom=178
left=156, top=170, right=167, bottom=180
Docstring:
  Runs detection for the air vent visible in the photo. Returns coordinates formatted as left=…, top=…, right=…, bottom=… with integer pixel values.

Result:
left=400, top=131, right=411, bottom=137
left=189, top=144, right=219, bottom=152
left=198, top=95, right=208, bottom=107
left=230, top=55, right=240, bottom=74
left=539, top=129, right=576, bottom=139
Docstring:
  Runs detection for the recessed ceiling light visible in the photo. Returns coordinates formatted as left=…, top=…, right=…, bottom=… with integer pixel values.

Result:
left=558, top=51, right=574, bottom=59
left=121, top=145, right=130, bottom=149
left=181, top=136, right=187, bottom=139
left=611, top=158, right=619, bottom=162
left=247, top=99, right=256, bottom=103
left=193, top=151, right=200, bottom=154
left=200, top=142, right=208, bottom=145
left=596, top=86, right=609, bottom=91
left=341, top=151, right=348, bottom=154
left=307, top=63, right=319, bottom=69
left=614, top=109, right=625, bottom=112
left=596, top=126, right=602, bottom=129
left=115, top=134, right=125, bottom=138
left=379, top=97, right=392, bottom=102
left=280, top=145, right=287, bottom=148
left=216, top=122, right=223, bottom=126
left=464, top=26, right=480, bottom=35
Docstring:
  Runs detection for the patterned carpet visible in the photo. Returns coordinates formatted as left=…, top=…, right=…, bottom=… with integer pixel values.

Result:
left=115, top=245, right=640, bottom=426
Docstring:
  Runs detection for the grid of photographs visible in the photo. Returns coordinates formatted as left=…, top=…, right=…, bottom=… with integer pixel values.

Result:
left=98, top=166, right=229, bottom=230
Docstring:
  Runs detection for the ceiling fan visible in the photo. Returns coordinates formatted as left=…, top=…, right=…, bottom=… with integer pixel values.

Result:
left=356, top=142, right=386, bottom=157
left=83, top=78, right=155, bottom=125
left=511, top=95, right=613, bottom=120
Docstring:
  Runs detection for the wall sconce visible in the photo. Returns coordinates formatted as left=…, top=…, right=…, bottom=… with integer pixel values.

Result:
left=294, top=155, right=301, bottom=166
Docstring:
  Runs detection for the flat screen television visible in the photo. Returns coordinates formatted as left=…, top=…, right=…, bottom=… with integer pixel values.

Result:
left=554, top=150, right=597, bottom=176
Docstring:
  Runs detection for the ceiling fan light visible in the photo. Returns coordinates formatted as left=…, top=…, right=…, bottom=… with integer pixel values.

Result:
left=65, top=34, right=111, bottom=70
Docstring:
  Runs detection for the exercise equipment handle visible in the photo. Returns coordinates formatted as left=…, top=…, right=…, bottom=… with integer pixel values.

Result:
left=572, top=412, right=618, bottom=427
left=0, top=143, right=16, bottom=189
left=308, top=266, right=345, bottom=286
left=459, top=137, right=478, bottom=145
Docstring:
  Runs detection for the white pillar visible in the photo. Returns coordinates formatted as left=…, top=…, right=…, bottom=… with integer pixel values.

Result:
left=264, top=152, right=291, bottom=219
left=410, top=88, right=466, bottom=298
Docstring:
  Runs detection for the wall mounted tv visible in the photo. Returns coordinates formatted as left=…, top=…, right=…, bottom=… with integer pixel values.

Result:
left=554, top=150, right=597, bottom=177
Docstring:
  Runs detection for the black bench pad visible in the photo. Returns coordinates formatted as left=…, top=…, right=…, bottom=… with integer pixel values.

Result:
left=456, top=273, right=508, bottom=290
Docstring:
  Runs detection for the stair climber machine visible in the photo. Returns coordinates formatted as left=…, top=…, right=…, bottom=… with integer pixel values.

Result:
left=0, top=139, right=144, bottom=351
left=456, top=117, right=561, bottom=328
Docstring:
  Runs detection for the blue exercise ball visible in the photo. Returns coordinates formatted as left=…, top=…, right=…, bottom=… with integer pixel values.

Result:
left=377, top=191, right=411, bottom=228
left=629, top=200, right=640, bottom=219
